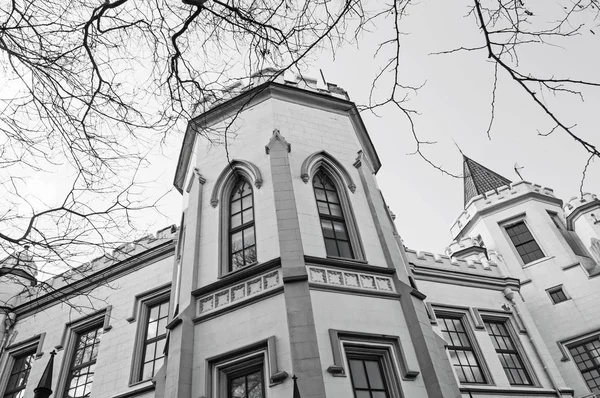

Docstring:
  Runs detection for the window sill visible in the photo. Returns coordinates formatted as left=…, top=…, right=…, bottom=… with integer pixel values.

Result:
left=522, top=256, right=554, bottom=269
left=128, top=379, right=153, bottom=388
left=326, top=255, right=367, bottom=263
left=218, top=261, right=259, bottom=280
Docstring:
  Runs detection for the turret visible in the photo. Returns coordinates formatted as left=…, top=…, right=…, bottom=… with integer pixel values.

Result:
left=564, top=193, right=600, bottom=264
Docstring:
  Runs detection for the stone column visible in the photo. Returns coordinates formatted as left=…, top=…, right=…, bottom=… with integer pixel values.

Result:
left=266, top=130, right=327, bottom=398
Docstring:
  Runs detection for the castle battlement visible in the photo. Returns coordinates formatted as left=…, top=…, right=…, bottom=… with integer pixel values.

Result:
left=451, top=180, right=557, bottom=238
left=405, top=248, right=504, bottom=278
left=564, top=192, right=599, bottom=217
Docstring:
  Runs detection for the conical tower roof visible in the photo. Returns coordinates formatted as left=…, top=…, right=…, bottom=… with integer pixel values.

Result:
left=463, top=155, right=512, bottom=207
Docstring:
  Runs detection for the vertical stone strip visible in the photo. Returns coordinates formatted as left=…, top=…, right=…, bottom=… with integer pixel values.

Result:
left=266, top=130, right=327, bottom=398
left=355, top=152, right=461, bottom=398
left=162, top=170, right=205, bottom=398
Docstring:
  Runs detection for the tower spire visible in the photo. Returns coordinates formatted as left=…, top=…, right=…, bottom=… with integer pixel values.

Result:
left=33, top=350, right=56, bottom=398
left=463, top=155, right=512, bottom=207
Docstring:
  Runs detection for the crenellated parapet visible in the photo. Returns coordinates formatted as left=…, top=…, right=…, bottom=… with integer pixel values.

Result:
left=406, top=248, right=504, bottom=277
left=564, top=193, right=599, bottom=218
left=451, top=180, right=560, bottom=239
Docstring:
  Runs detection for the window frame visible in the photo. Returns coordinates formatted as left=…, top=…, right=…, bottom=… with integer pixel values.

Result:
left=567, top=335, right=600, bottom=393
left=483, top=320, right=533, bottom=386
left=434, top=310, right=493, bottom=386
left=499, top=215, right=546, bottom=267
left=228, top=178, right=257, bottom=272
left=219, top=174, right=259, bottom=277
left=205, top=336, right=287, bottom=398
left=0, top=335, right=42, bottom=398
left=128, top=285, right=171, bottom=385
left=310, top=166, right=365, bottom=261
left=504, top=221, right=545, bottom=265
left=63, top=324, right=103, bottom=398
left=546, top=285, right=570, bottom=305
left=344, top=345, right=398, bottom=398
left=55, top=309, right=112, bottom=397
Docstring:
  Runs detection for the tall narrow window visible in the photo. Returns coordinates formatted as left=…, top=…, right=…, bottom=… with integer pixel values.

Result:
left=65, top=326, right=102, bottom=398
left=229, top=179, right=256, bottom=271
left=347, top=356, right=390, bottom=398
left=2, top=352, right=35, bottom=398
left=438, top=316, right=486, bottom=384
left=569, top=339, right=600, bottom=393
left=484, top=321, right=532, bottom=386
left=228, top=367, right=264, bottom=398
left=141, top=300, right=169, bottom=380
left=505, top=222, right=544, bottom=264
left=313, top=171, right=353, bottom=259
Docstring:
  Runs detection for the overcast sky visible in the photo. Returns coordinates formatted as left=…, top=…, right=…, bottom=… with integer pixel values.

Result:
left=35, top=0, right=596, bottom=258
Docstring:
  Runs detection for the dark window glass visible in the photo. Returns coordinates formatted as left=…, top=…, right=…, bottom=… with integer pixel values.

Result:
left=229, top=179, right=257, bottom=271
left=66, top=326, right=102, bottom=398
left=484, top=321, right=532, bottom=385
left=505, top=222, right=544, bottom=264
left=348, top=357, right=389, bottom=398
left=228, top=368, right=264, bottom=398
left=569, top=339, right=600, bottom=393
left=3, top=352, right=35, bottom=398
left=548, top=287, right=568, bottom=304
left=141, top=300, right=169, bottom=380
left=438, top=316, right=486, bottom=384
left=313, top=171, right=354, bottom=259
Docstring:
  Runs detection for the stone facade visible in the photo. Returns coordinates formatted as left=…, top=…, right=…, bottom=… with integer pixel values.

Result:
left=0, top=71, right=599, bottom=398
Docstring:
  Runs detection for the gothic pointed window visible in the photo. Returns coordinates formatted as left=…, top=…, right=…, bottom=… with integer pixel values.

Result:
left=313, top=170, right=354, bottom=259
left=229, top=179, right=257, bottom=271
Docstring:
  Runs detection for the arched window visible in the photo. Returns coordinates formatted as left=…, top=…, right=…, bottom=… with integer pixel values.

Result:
left=313, top=170, right=354, bottom=259
left=228, top=178, right=257, bottom=271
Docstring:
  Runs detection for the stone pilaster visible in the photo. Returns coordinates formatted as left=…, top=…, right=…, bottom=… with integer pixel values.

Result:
left=266, top=129, right=327, bottom=398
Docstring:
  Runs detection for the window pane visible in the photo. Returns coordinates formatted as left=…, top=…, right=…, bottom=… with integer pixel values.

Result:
left=329, top=203, right=342, bottom=217
left=242, top=209, right=253, bottom=224
left=317, top=201, right=330, bottom=215
left=244, top=228, right=255, bottom=247
left=356, top=392, right=371, bottom=398
left=324, top=239, right=339, bottom=257
left=231, top=231, right=243, bottom=252
left=337, top=241, right=352, bottom=259
left=242, top=195, right=252, bottom=210
left=321, top=219, right=335, bottom=238
left=349, top=360, right=368, bottom=389
left=243, top=247, right=257, bottom=264
left=147, top=321, right=158, bottom=339
left=315, top=188, right=327, bottom=202
left=231, top=213, right=242, bottom=229
left=332, top=221, right=348, bottom=241
left=365, top=360, right=385, bottom=389
left=231, top=199, right=241, bottom=214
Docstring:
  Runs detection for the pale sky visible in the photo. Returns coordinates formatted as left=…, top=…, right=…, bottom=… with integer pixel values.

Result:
left=8, top=0, right=599, bottom=266
left=144, top=0, right=600, bottom=255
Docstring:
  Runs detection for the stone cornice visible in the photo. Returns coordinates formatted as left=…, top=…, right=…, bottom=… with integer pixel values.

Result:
left=454, top=191, right=563, bottom=240
left=304, top=255, right=395, bottom=275
left=173, top=82, right=381, bottom=193
left=411, top=263, right=520, bottom=291
left=12, top=241, right=175, bottom=317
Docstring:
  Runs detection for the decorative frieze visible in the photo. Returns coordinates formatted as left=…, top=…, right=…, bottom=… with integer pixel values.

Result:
left=308, top=266, right=395, bottom=293
left=197, top=270, right=281, bottom=315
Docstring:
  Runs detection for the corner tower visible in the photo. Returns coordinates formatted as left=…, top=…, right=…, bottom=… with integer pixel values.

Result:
left=449, top=156, right=600, bottom=398
left=162, top=71, right=460, bottom=398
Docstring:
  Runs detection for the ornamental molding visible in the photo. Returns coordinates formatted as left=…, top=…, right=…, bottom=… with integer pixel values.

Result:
left=210, top=159, right=263, bottom=207
left=197, top=270, right=281, bottom=316
left=300, top=150, right=356, bottom=193
left=307, top=266, right=395, bottom=293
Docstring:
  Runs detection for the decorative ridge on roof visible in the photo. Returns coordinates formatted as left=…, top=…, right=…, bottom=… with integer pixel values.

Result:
left=463, top=155, right=512, bottom=208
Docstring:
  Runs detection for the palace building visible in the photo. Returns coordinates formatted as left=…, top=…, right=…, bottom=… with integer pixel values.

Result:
left=1, top=70, right=600, bottom=398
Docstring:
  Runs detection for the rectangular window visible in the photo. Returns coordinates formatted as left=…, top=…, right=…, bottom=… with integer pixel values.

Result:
left=228, top=366, right=264, bottom=398
left=547, top=286, right=569, bottom=304
left=484, top=321, right=532, bottom=386
left=65, top=326, right=102, bottom=398
left=505, top=222, right=544, bottom=264
left=438, top=316, right=486, bottom=384
left=2, top=352, right=35, bottom=398
left=141, top=300, right=169, bottom=380
left=569, top=339, right=600, bottom=393
left=347, top=356, right=389, bottom=398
